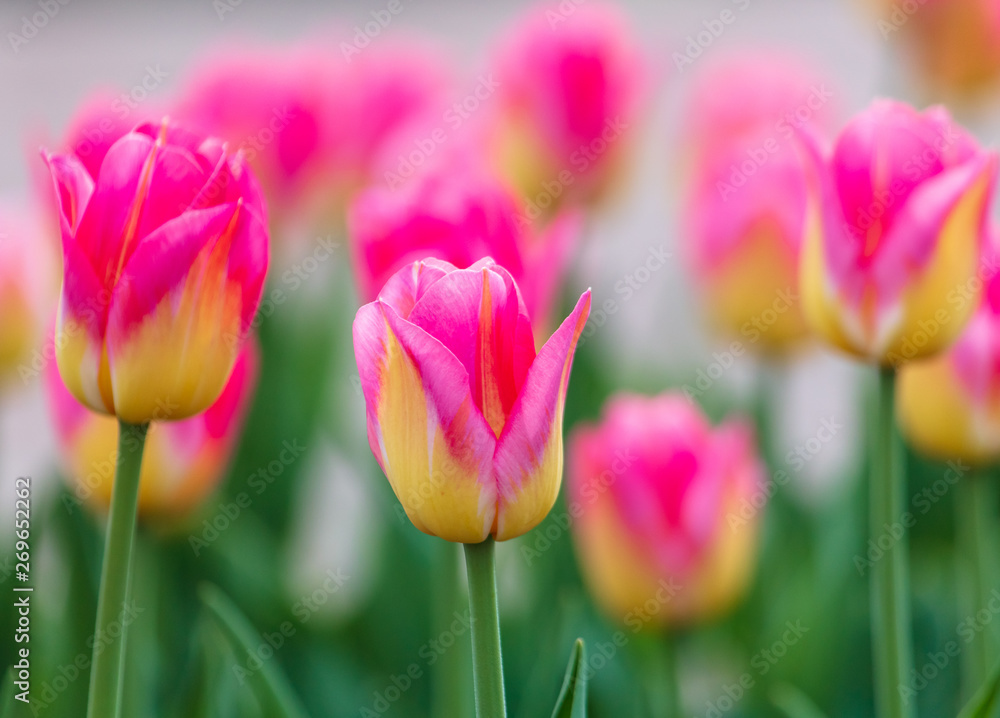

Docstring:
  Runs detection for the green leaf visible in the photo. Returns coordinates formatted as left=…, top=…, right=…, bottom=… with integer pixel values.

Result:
left=198, top=583, right=311, bottom=718
left=958, top=659, right=1000, bottom=718
left=551, top=639, right=587, bottom=718
left=770, top=682, right=827, bottom=718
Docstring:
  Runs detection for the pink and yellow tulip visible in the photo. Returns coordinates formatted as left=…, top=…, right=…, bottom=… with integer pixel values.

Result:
left=569, top=393, right=765, bottom=625
left=348, top=163, right=580, bottom=337
left=353, top=258, right=591, bottom=543
left=898, top=244, right=1000, bottom=464
left=798, top=99, right=997, bottom=364
left=0, top=204, right=53, bottom=380
left=488, top=2, right=647, bottom=213
left=682, top=52, right=837, bottom=351
left=48, top=341, right=259, bottom=519
left=44, top=119, right=269, bottom=424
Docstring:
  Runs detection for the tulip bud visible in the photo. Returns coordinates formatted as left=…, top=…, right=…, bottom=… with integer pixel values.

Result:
left=348, top=162, right=580, bottom=339
left=798, top=99, right=997, bottom=365
left=569, top=394, right=765, bottom=626
left=48, top=340, right=259, bottom=519
left=353, top=258, right=590, bottom=543
left=43, top=119, right=269, bottom=423
left=897, top=245, right=1000, bottom=464
left=488, top=2, right=647, bottom=216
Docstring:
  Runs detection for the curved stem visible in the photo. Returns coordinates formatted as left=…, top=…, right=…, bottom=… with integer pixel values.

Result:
left=870, top=368, right=913, bottom=718
left=86, top=420, right=148, bottom=718
left=463, top=538, right=507, bottom=718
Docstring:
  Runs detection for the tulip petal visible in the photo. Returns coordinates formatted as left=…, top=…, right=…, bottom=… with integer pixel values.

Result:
left=376, top=258, right=455, bottom=319
left=494, top=289, right=590, bottom=541
left=44, top=152, right=94, bottom=234
left=105, top=203, right=245, bottom=423
left=354, top=300, right=498, bottom=543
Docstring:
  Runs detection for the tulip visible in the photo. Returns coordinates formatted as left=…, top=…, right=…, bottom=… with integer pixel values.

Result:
left=348, top=163, right=580, bottom=338
left=874, top=0, right=1000, bottom=102
left=43, top=118, right=269, bottom=425
left=62, top=90, right=158, bottom=181
left=353, top=257, right=591, bottom=543
left=176, top=39, right=448, bottom=224
left=568, top=393, right=764, bottom=625
left=48, top=340, right=258, bottom=519
left=488, top=2, right=647, bottom=214
left=897, top=249, right=1000, bottom=464
left=0, top=204, right=52, bottom=380
left=798, top=99, right=996, bottom=365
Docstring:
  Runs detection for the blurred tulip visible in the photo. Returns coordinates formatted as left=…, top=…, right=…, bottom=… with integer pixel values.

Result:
left=682, top=52, right=837, bottom=351
left=898, top=245, right=1000, bottom=464
left=48, top=341, right=259, bottom=519
left=62, top=90, right=160, bottom=181
left=353, top=258, right=590, bottom=543
left=176, top=38, right=449, bottom=224
left=43, top=118, right=269, bottom=424
left=799, top=99, right=996, bottom=364
left=877, top=0, right=1000, bottom=102
left=489, top=2, right=647, bottom=215
left=681, top=50, right=837, bottom=168
left=348, top=163, right=580, bottom=337
left=0, top=204, right=52, bottom=381
left=569, top=394, right=764, bottom=625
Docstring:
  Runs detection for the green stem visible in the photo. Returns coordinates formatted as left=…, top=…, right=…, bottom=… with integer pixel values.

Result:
left=463, top=538, right=506, bottom=718
left=957, top=468, right=998, bottom=698
left=641, top=634, right=682, bottom=718
left=86, top=420, right=148, bottom=718
left=433, top=542, right=470, bottom=718
left=870, top=368, right=913, bottom=718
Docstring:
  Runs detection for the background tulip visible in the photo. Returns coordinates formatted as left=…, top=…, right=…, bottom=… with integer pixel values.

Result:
left=0, top=203, right=53, bottom=381
left=348, top=162, right=580, bottom=338
left=897, top=245, right=1000, bottom=464
left=799, top=99, right=996, bottom=364
left=569, top=393, right=765, bottom=625
left=45, top=119, right=269, bottom=424
left=353, top=257, right=590, bottom=543
left=488, top=2, right=647, bottom=215
left=681, top=52, right=837, bottom=351
left=47, top=341, right=259, bottom=519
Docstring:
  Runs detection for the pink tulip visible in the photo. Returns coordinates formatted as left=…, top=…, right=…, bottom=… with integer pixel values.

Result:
left=569, top=393, right=765, bottom=625
left=348, top=163, right=580, bottom=337
left=175, top=39, right=449, bottom=222
left=898, top=243, right=1000, bottom=463
left=43, top=118, right=269, bottom=424
left=353, top=258, right=591, bottom=543
left=681, top=50, right=836, bottom=167
left=489, top=2, right=647, bottom=211
left=799, top=99, right=997, bottom=363
left=681, top=52, right=837, bottom=350
left=48, top=341, right=259, bottom=518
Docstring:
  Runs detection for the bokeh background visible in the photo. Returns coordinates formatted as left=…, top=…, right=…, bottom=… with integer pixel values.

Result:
left=0, top=0, right=995, bottom=716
